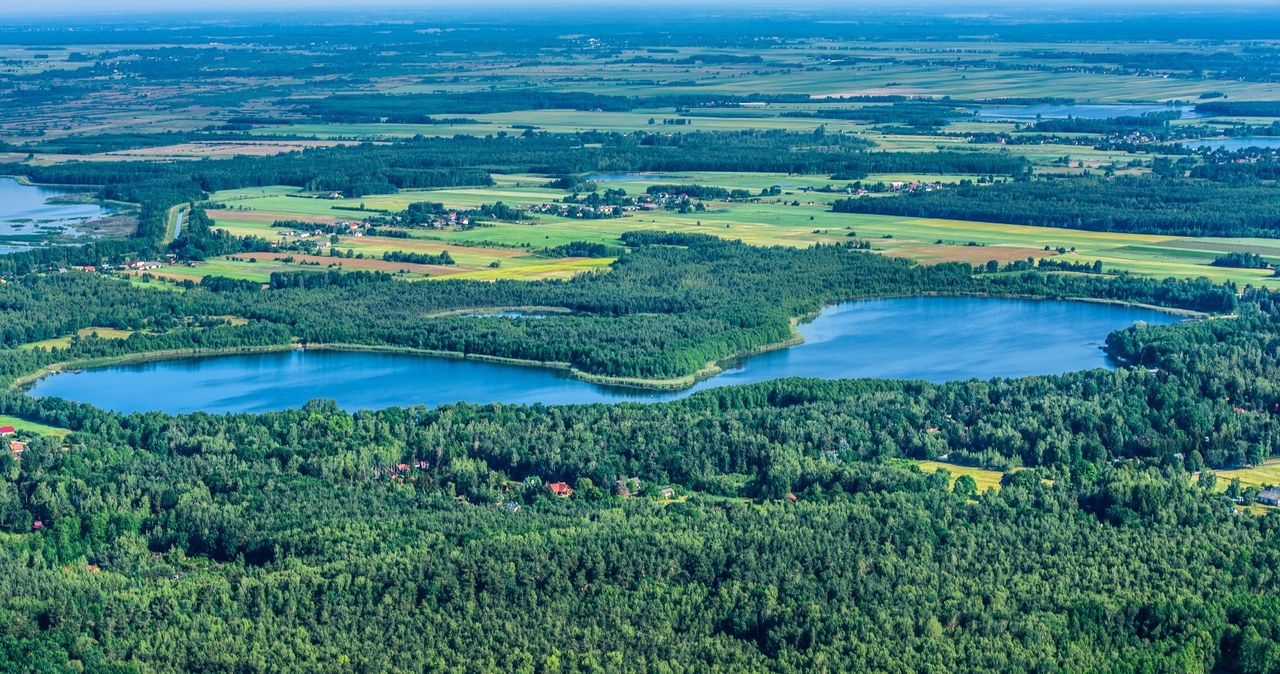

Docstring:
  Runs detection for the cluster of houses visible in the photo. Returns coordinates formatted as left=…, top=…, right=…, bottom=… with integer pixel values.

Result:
left=4, top=426, right=44, bottom=532
left=2, top=426, right=24, bottom=462
left=277, top=221, right=367, bottom=240
left=528, top=202, right=629, bottom=219
left=71, top=257, right=170, bottom=274
left=866, top=180, right=944, bottom=195
left=1220, top=480, right=1280, bottom=508
left=532, top=190, right=730, bottom=220
left=368, top=460, right=431, bottom=480
left=397, top=211, right=472, bottom=229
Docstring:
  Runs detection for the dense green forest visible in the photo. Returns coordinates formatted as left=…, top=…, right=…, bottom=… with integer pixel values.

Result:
left=2, top=291, right=1280, bottom=672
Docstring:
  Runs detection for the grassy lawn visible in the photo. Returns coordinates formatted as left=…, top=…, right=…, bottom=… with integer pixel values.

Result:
left=126, top=277, right=185, bottom=291
left=0, top=414, right=72, bottom=438
left=20, top=327, right=134, bottom=351
left=1198, top=461, right=1280, bottom=514
left=1213, top=461, right=1280, bottom=491
left=913, top=460, right=1006, bottom=493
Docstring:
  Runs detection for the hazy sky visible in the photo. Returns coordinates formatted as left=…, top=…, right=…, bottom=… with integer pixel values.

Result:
left=5, top=0, right=1278, bottom=16
left=6, top=0, right=440, bottom=16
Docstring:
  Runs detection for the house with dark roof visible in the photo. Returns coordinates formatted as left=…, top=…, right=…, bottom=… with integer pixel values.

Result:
left=1258, top=488, right=1280, bottom=507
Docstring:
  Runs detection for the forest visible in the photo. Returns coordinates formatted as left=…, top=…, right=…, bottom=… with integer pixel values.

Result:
left=1, top=289, right=1280, bottom=672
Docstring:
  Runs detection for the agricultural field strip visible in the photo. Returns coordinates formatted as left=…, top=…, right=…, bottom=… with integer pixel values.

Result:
left=198, top=175, right=1280, bottom=286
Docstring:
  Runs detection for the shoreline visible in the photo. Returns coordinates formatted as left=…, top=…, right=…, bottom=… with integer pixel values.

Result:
left=904, top=291, right=1208, bottom=319
left=13, top=344, right=301, bottom=392
left=12, top=294, right=1201, bottom=395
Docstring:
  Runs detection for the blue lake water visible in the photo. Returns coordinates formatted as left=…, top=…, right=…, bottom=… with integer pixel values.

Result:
left=1192, top=137, right=1280, bottom=151
left=0, top=176, right=110, bottom=237
left=28, top=297, right=1179, bottom=414
left=975, top=104, right=1204, bottom=121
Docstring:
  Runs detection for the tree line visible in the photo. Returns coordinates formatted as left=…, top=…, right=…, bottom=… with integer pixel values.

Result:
left=833, top=175, right=1280, bottom=238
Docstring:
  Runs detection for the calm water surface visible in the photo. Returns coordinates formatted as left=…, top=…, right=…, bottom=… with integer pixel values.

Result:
left=975, top=104, right=1203, bottom=121
left=1193, top=137, right=1280, bottom=151
left=0, top=177, right=110, bottom=236
left=29, top=297, right=1179, bottom=414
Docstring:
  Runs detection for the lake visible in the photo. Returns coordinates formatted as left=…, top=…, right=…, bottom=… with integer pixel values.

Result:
left=975, top=104, right=1204, bottom=121
left=1192, top=137, right=1280, bottom=151
left=0, top=176, right=111, bottom=238
left=28, top=297, right=1179, bottom=414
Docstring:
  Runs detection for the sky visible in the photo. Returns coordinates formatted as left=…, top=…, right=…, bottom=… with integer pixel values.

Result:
left=5, top=0, right=1279, bottom=16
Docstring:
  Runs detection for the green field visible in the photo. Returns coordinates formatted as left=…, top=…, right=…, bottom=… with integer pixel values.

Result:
left=1213, top=461, right=1280, bottom=491
left=195, top=176, right=1280, bottom=287
left=1203, top=461, right=1280, bottom=514
left=913, top=460, right=1006, bottom=493
left=19, top=327, right=134, bottom=351
left=0, top=414, right=71, bottom=438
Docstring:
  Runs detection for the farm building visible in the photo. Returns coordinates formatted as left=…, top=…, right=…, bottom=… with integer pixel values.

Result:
left=1258, top=488, right=1280, bottom=507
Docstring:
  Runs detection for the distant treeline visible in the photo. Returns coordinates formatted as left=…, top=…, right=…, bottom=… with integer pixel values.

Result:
left=1195, top=101, right=1280, bottom=117
left=1212, top=252, right=1273, bottom=269
left=782, top=102, right=972, bottom=128
left=539, top=241, right=614, bottom=258
left=294, top=91, right=821, bottom=121
left=1029, top=112, right=1181, bottom=134
left=382, top=250, right=455, bottom=266
left=833, top=175, right=1280, bottom=238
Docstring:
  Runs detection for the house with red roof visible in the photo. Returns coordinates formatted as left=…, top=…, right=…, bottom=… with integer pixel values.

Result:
left=0, top=426, right=14, bottom=437
left=548, top=481, right=574, bottom=498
